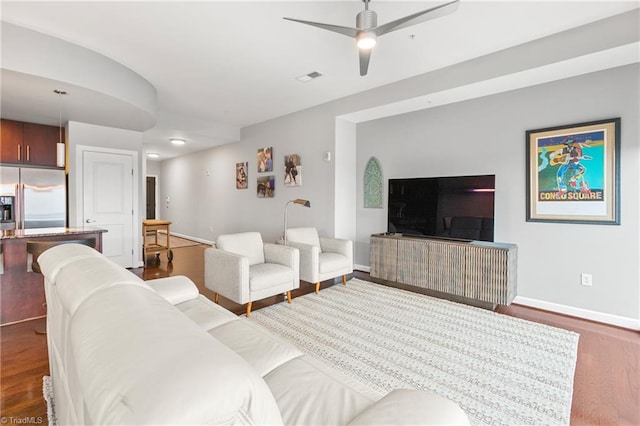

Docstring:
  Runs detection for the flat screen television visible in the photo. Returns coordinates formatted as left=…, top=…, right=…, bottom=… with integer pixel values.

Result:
left=388, top=175, right=495, bottom=242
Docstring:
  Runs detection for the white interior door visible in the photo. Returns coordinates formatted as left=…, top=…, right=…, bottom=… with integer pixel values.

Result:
left=82, top=150, right=135, bottom=267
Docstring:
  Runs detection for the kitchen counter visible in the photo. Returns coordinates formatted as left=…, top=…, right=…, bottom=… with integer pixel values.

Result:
left=0, top=227, right=106, bottom=324
left=1, top=226, right=107, bottom=240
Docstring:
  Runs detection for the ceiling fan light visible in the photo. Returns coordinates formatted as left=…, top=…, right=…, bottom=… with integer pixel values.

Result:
left=357, top=32, right=377, bottom=50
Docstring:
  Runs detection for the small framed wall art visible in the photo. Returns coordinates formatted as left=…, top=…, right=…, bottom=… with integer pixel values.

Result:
left=257, top=147, right=273, bottom=173
left=257, top=175, right=275, bottom=198
left=525, top=117, right=620, bottom=224
left=236, top=161, right=248, bottom=189
left=284, top=154, right=302, bottom=186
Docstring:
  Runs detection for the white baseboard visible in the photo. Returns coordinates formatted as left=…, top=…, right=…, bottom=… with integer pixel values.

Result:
left=170, top=232, right=215, bottom=246
left=514, top=296, right=640, bottom=331
left=352, top=265, right=639, bottom=330
left=354, top=264, right=370, bottom=273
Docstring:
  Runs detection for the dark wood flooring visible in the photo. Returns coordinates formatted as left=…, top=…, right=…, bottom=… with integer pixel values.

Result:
left=1, top=243, right=638, bottom=425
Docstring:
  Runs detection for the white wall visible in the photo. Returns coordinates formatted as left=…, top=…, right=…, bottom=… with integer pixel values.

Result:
left=147, top=160, right=161, bottom=176
left=356, top=64, right=639, bottom=325
left=2, top=23, right=156, bottom=129
left=334, top=118, right=357, bottom=242
left=67, top=121, right=145, bottom=265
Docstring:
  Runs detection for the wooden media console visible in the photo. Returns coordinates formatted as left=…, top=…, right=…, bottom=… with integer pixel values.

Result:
left=370, top=233, right=517, bottom=307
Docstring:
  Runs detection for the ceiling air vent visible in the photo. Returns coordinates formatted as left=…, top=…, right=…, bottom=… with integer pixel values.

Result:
left=296, top=71, right=323, bottom=83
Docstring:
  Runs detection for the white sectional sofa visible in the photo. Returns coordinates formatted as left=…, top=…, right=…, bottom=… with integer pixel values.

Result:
left=38, top=243, right=470, bottom=425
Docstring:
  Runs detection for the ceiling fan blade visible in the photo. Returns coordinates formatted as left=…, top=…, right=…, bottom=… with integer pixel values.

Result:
left=375, top=0, right=459, bottom=36
left=283, top=17, right=359, bottom=38
left=359, top=48, right=372, bottom=76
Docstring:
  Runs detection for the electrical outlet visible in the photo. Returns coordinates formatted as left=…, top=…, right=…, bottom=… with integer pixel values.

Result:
left=581, top=273, right=592, bottom=286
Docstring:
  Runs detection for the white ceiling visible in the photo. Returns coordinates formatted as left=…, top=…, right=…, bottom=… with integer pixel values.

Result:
left=1, top=1, right=637, bottom=160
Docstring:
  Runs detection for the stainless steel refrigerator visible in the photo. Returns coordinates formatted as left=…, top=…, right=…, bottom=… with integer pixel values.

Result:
left=0, top=166, right=66, bottom=230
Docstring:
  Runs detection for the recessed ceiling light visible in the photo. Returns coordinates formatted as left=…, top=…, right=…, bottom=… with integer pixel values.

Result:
left=170, top=138, right=185, bottom=145
left=147, top=153, right=160, bottom=158
left=296, top=71, right=323, bottom=83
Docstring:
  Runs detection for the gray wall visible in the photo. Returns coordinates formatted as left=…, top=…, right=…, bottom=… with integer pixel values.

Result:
left=157, top=10, right=639, bottom=327
left=159, top=107, right=337, bottom=244
left=159, top=64, right=639, bottom=325
left=356, top=64, right=639, bottom=321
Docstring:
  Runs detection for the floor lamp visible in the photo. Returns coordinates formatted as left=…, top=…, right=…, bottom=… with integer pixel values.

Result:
left=283, top=199, right=311, bottom=245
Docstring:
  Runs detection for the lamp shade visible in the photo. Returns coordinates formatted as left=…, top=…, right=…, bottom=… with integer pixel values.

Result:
left=54, top=89, right=67, bottom=168
left=56, top=142, right=65, bottom=168
left=292, top=198, right=311, bottom=207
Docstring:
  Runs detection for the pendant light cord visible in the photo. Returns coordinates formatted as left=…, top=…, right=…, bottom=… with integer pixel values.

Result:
left=59, top=102, right=62, bottom=144
left=54, top=89, right=67, bottom=144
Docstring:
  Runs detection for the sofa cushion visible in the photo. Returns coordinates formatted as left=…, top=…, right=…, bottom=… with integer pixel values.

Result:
left=216, top=232, right=265, bottom=266
left=70, top=283, right=283, bottom=425
left=54, top=256, right=151, bottom=316
left=347, top=389, right=470, bottom=425
left=319, top=252, right=349, bottom=274
left=249, top=263, right=295, bottom=291
left=148, top=275, right=199, bottom=305
left=38, top=243, right=104, bottom=284
left=265, top=356, right=379, bottom=426
left=286, top=227, right=322, bottom=252
left=175, top=296, right=238, bottom=331
left=209, top=319, right=303, bottom=377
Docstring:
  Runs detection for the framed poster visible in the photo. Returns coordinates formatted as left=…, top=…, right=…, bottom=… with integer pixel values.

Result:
left=526, top=117, right=620, bottom=224
left=236, top=161, right=248, bottom=189
left=284, top=154, right=302, bottom=186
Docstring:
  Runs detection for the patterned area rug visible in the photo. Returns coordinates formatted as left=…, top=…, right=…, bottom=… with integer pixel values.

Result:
left=250, top=278, right=579, bottom=426
left=43, top=375, right=57, bottom=426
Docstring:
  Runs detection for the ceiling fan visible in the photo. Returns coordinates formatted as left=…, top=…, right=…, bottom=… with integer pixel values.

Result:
left=284, top=0, right=460, bottom=76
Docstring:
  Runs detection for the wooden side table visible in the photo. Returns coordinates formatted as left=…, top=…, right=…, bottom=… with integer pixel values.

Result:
left=142, top=220, right=173, bottom=265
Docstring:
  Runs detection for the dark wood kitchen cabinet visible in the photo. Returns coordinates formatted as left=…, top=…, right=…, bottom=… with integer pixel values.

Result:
left=0, top=119, right=63, bottom=167
left=0, top=228, right=105, bottom=324
left=0, top=119, right=23, bottom=165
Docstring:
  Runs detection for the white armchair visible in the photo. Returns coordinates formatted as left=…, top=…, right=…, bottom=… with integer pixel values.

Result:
left=205, top=232, right=299, bottom=317
left=285, top=227, right=353, bottom=294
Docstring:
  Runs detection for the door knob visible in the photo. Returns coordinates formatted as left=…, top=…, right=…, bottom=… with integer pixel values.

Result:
left=85, top=219, right=96, bottom=223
